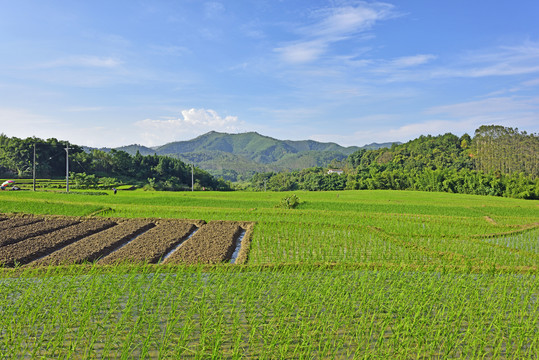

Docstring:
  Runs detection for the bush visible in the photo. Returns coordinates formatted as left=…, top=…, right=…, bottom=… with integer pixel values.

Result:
left=275, top=194, right=301, bottom=209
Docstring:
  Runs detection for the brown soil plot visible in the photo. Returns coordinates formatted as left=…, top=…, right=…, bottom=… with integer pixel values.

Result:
left=33, top=219, right=156, bottom=266
left=163, top=221, right=242, bottom=264
left=97, top=219, right=199, bottom=265
left=0, top=214, right=255, bottom=267
left=0, top=219, right=116, bottom=267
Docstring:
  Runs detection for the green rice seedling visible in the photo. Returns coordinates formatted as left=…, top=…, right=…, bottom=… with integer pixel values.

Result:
left=0, top=189, right=538, bottom=358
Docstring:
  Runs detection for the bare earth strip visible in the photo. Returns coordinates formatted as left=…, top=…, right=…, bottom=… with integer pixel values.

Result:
left=0, top=216, right=43, bottom=232
left=97, top=219, right=199, bottom=265
left=234, top=222, right=256, bottom=265
left=163, top=221, right=242, bottom=264
left=0, top=214, right=255, bottom=267
left=0, top=219, right=116, bottom=267
left=0, top=218, right=80, bottom=248
left=31, top=219, right=156, bottom=266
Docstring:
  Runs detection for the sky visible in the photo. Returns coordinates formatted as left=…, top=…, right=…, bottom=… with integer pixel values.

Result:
left=1, top=0, right=538, bottom=148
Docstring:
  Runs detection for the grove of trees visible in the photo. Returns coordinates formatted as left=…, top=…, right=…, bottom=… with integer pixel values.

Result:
left=247, top=126, right=539, bottom=199
left=0, top=134, right=231, bottom=191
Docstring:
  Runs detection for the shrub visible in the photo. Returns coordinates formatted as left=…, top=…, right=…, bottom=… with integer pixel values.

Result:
left=275, top=194, right=301, bottom=209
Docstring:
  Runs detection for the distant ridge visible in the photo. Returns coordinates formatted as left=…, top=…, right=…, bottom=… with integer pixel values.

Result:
left=113, top=131, right=398, bottom=180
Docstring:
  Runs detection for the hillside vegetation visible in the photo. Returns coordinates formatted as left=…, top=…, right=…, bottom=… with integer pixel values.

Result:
left=251, top=125, right=539, bottom=199
left=116, top=131, right=394, bottom=180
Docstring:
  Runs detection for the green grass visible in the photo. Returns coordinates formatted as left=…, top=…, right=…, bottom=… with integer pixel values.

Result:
left=0, top=189, right=538, bottom=358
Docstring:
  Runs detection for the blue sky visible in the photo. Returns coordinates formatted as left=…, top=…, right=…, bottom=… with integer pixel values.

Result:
left=1, top=1, right=538, bottom=147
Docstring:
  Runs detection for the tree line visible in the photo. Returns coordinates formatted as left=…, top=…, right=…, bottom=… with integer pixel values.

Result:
left=1, top=125, right=537, bottom=197
left=0, top=134, right=231, bottom=191
left=246, top=126, right=539, bottom=199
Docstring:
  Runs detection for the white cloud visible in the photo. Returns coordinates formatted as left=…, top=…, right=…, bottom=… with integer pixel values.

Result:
left=135, top=108, right=245, bottom=146
left=204, top=2, right=225, bottom=18
left=308, top=4, right=394, bottom=39
left=38, top=55, right=123, bottom=69
left=521, top=77, right=539, bottom=87
left=311, top=119, right=472, bottom=147
left=309, top=95, right=539, bottom=147
left=425, top=96, right=539, bottom=117
left=390, top=54, right=436, bottom=68
left=0, top=107, right=122, bottom=147
left=275, top=40, right=327, bottom=64
left=0, top=107, right=59, bottom=134
left=63, top=106, right=104, bottom=112
left=433, top=41, right=539, bottom=78
left=275, top=2, right=396, bottom=64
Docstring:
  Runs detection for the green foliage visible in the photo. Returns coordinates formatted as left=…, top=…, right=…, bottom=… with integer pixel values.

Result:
left=248, top=126, right=538, bottom=200
left=0, top=135, right=231, bottom=191
left=473, top=125, right=539, bottom=177
left=275, top=194, right=301, bottom=209
left=69, top=172, right=99, bottom=189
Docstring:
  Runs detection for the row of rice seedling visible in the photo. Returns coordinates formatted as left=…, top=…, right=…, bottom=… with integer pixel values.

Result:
left=411, top=235, right=539, bottom=268
left=480, top=228, right=539, bottom=254
left=1, top=265, right=537, bottom=359
left=249, top=221, right=433, bottom=265
left=3, top=189, right=533, bottom=269
left=0, top=193, right=108, bottom=216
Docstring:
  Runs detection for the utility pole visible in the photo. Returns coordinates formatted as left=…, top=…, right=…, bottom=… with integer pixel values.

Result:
left=65, top=143, right=70, bottom=192
left=191, top=163, right=194, bottom=192
left=33, top=143, right=36, bottom=192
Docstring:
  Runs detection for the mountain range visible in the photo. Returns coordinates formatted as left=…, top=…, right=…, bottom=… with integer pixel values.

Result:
left=109, top=131, right=396, bottom=181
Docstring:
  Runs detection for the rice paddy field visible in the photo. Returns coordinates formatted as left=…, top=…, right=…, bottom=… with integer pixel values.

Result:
left=0, top=189, right=538, bottom=359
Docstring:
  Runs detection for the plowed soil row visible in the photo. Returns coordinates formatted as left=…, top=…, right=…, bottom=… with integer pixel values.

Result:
left=98, top=219, right=199, bottom=265
left=0, top=219, right=116, bottom=267
left=0, top=216, right=43, bottom=231
left=163, top=221, right=242, bottom=264
left=0, top=214, right=255, bottom=267
left=0, top=218, right=79, bottom=248
left=33, top=219, right=156, bottom=266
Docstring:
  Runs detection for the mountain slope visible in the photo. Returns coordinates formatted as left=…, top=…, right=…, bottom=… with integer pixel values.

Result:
left=115, top=131, right=396, bottom=181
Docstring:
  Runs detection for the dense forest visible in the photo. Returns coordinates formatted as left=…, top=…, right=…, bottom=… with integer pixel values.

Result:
left=1, top=125, right=537, bottom=198
left=0, top=134, right=231, bottom=191
left=247, top=125, right=539, bottom=199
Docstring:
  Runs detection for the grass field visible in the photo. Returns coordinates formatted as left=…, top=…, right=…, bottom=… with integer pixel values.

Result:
left=1, top=189, right=538, bottom=358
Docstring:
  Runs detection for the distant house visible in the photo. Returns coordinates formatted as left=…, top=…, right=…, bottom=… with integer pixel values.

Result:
left=327, top=169, right=344, bottom=175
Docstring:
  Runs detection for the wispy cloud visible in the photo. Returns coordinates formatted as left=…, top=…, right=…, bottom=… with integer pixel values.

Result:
left=425, top=96, right=539, bottom=117
left=311, top=119, right=472, bottom=147
left=0, top=107, right=71, bottom=142
left=204, top=2, right=225, bottom=18
left=38, top=55, right=123, bottom=69
left=275, top=40, right=327, bottom=64
left=389, top=54, right=437, bottom=68
left=135, top=108, right=245, bottom=146
left=433, top=41, right=539, bottom=78
left=275, top=2, right=396, bottom=64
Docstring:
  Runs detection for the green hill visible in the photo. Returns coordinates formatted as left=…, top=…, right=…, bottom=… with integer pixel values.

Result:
left=115, top=131, right=395, bottom=181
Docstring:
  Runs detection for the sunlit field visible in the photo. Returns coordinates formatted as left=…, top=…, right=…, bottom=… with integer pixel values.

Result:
left=1, top=189, right=538, bottom=358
